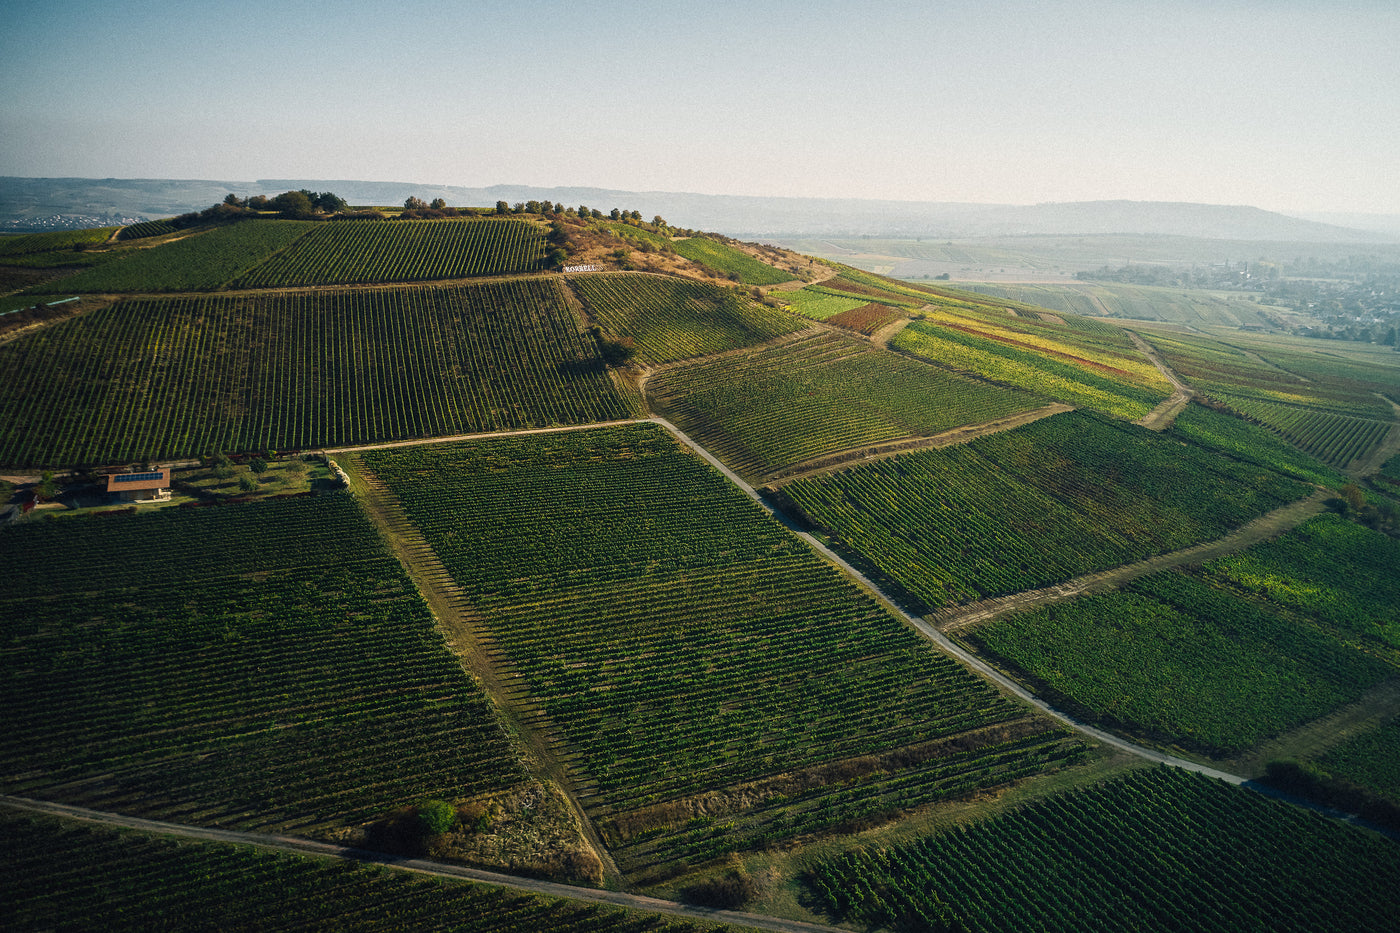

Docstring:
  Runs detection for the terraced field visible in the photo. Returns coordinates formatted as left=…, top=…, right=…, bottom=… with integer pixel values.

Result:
left=0, top=279, right=630, bottom=466
left=647, top=330, right=1039, bottom=482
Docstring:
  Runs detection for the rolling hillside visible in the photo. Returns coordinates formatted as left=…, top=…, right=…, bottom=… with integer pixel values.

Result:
left=3, top=203, right=1399, bottom=932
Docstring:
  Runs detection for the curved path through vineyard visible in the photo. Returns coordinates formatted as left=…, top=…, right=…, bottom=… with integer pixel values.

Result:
left=1126, top=329, right=1196, bottom=431
left=0, top=796, right=841, bottom=933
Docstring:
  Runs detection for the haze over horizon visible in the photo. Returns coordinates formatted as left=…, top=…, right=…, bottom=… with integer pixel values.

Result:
left=4, top=0, right=1397, bottom=216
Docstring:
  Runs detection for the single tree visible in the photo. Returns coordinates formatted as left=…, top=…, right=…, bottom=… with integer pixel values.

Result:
left=495, top=200, right=510, bottom=215
left=430, top=198, right=447, bottom=210
left=249, top=456, right=268, bottom=475
left=238, top=474, right=258, bottom=493
left=404, top=196, right=429, bottom=211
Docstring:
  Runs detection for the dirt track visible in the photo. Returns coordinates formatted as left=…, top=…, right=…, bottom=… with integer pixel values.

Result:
left=0, top=796, right=840, bottom=933
left=933, top=489, right=1331, bottom=635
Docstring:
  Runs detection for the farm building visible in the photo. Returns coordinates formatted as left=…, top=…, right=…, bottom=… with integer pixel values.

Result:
left=105, top=468, right=171, bottom=502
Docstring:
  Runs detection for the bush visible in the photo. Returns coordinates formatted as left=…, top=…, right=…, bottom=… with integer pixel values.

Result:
left=417, top=799, right=456, bottom=835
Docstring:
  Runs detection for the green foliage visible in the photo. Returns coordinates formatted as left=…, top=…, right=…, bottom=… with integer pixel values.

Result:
left=116, top=219, right=178, bottom=240
left=230, top=217, right=546, bottom=287
left=670, top=236, right=794, bottom=285
left=969, top=559, right=1394, bottom=753
left=0, top=280, right=629, bottom=467
left=786, top=412, right=1309, bottom=609
left=1205, top=513, right=1400, bottom=649
left=894, top=320, right=1163, bottom=419
left=1170, top=403, right=1347, bottom=487
left=237, top=473, right=257, bottom=492
left=362, top=425, right=1073, bottom=872
left=416, top=799, right=456, bottom=835
left=0, top=227, right=115, bottom=256
left=24, top=221, right=315, bottom=294
left=648, top=330, right=1038, bottom=481
left=780, top=287, right=867, bottom=320
left=1209, top=392, right=1393, bottom=469
left=571, top=273, right=803, bottom=365
left=1314, top=717, right=1400, bottom=804
left=806, top=766, right=1400, bottom=933
left=0, top=495, right=522, bottom=829
left=3, top=812, right=737, bottom=933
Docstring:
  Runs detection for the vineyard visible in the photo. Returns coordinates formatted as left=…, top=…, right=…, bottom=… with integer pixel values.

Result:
left=647, top=330, right=1039, bottom=482
left=1205, top=514, right=1400, bottom=651
left=967, top=562, right=1394, bottom=754
left=783, top=411, right=1309, bottom=610
left=0, top=495, right=524, bottom=832
left=1209, top=391, right=1394, bottom=469
left=0, top=226, right=116, bottom=255
left=229, top=217, right=546, bottom=286
left=115, top=218, right=178, bottom=240
left=779, top=287, right=868, bottom=320
left=893, top=320, right=1165, bottom=420
left=358, top=425, right=1080, bottom=875
left=824, top=301, right=902, bottom=335
left=1146, top=328, right=1399, bottom=419
left=805, top=766, right=1400, bottom=933
left=1169, top=402, right=1347, bottom=487
left=3, top=812, right=745, bottom=933
left=21, top=220, right=316, bottom=293
left=1314, top=717, right=1400, bottom=805
left=669, top=236, right=795, bottom=285
left=570, top=273, right=804, bottom=364
left=0, top=279, right=631, bottom=467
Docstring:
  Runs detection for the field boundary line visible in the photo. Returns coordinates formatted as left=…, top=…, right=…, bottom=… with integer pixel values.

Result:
left=1125, top=329, right=1196, bottom=431
left=0, top=795, right=842, bottom=933
left=333, top=449, right=623, bottom=885
left=932, top=488, right=1330, bottom=635
left=648, top=415, right=1245, bottom=785
left=760, top=402, right=1072, bottom=487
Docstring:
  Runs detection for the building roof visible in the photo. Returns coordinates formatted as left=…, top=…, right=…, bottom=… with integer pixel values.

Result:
left=105, top=469, right=171, bottom=492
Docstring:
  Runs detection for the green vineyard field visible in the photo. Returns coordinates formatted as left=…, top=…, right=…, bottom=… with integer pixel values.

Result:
left=1169, top=403, right=1348, bottom=488
left=22, top=221, right=316, bottom=293
left=229, top=217, right=546, bottom=286
left=783, top=411, right=1309, bottom=609
left=647, top=330, right=1039, bottom=481
left=806, top=766, right=1400, bottom=933
left=571, top=273, right=804, bottom=364
left=359, top=425, right=1078, bottom=875
left=2, top=812, right=743, bottom=933
left=0, top=495, right=523, bottom=831
left=1210, top=392, right=1393, bottom=469
left=669, top=236, right=794, bottom=285
left=893, top=320, right=1165, bottom=419
left=0, top=279, right=630, bottom=467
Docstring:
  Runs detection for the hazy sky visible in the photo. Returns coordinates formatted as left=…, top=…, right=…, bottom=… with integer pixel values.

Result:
left=4, top=0, right=1397, bottom=214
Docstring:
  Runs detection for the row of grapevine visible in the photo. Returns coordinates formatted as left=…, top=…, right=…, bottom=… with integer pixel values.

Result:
left=4, top=812, right=740, bottom=933
left=806, top=766, right=1400, bottom=933
left=967, top=565, right=1393, bottom=753
left=647, top=330, right=1039, bottom=482
left=1169, top=403, right=1347, bottom=488
left=230, top=218, right=546, bottom=286
left=893, top=320, right=1165, bottom=420
left=359, top=425, right=1072, bottom=872
left=0, top=279, right=632, bottom=467
left=21, top=220, right=316, bottom=293
left=0, top=495, right=524, bottom=832
left=1210, top=391, right=1394, bottom=468
left=0, top=226, right=115, bottom=255
left=783, top=411, right=1309, bottom=610
left=824, top=301, right=902, bottom=335
left=669, top=236, right=795, bottom=285
left=115, top=218, right=178, bottom=240
left=570, top=273, right=804, bottom=365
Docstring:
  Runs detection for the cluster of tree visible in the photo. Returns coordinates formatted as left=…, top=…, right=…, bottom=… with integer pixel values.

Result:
left=400, top=197, right=476, bottom=219
left=489, top=199, right=670, bottom=229
left=160, top=190, right=351, bottom=230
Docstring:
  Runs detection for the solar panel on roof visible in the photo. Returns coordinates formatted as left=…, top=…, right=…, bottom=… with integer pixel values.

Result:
left=115, top=472, right=164, bottom=483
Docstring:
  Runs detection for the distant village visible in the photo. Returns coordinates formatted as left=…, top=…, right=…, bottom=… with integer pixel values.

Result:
left=3, top=212, right=146, bottom=233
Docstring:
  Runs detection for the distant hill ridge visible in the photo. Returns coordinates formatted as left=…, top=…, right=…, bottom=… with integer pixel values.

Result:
left=1, top=175, right=1393, bottom=242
